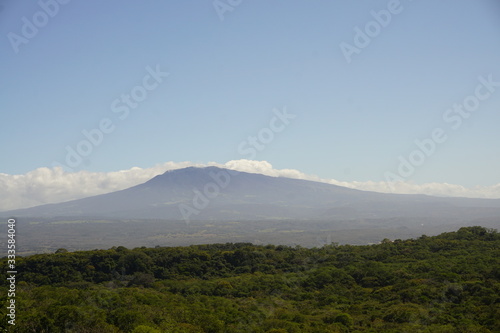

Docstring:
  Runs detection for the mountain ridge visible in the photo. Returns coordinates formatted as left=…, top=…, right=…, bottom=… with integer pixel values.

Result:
left=3, top=166, right=500, bottom=222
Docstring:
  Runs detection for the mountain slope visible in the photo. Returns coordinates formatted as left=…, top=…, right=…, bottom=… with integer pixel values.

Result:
left=4, top=166, right=500, bottom=221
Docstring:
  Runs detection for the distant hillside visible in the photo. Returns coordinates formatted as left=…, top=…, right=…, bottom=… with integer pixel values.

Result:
left=4, top=166, right=500, bottom=222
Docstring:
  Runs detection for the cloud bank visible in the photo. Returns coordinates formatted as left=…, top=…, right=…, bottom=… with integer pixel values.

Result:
left=1, top=159, right=499, bottom=212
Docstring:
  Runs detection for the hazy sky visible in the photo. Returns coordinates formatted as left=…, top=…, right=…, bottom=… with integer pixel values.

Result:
left=2, top=0, right=500, bottom=189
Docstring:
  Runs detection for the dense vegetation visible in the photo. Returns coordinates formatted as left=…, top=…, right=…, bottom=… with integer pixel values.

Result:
left=1, top=226, right=499, bottom=332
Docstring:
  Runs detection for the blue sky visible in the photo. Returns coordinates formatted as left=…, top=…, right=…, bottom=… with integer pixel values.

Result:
left=1, top=0, right=500, bottom=189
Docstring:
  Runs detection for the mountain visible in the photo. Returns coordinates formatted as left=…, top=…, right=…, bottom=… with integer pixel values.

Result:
left=4, top=166, right=500, bottom=222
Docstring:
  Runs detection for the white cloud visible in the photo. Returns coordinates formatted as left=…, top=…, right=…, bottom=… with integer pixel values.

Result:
left=0, top=161, right=194, bottom=211
left=223, top=160, right=500, bottom=199
left=1, top=159, right=499, bottom=212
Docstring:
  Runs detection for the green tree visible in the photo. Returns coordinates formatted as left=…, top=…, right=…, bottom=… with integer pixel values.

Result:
left=131, top=325, right=161, bottom=333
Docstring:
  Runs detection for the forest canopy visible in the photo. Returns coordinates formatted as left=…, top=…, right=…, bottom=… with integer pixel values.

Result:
left=1, top=226, right=499, bottom=332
